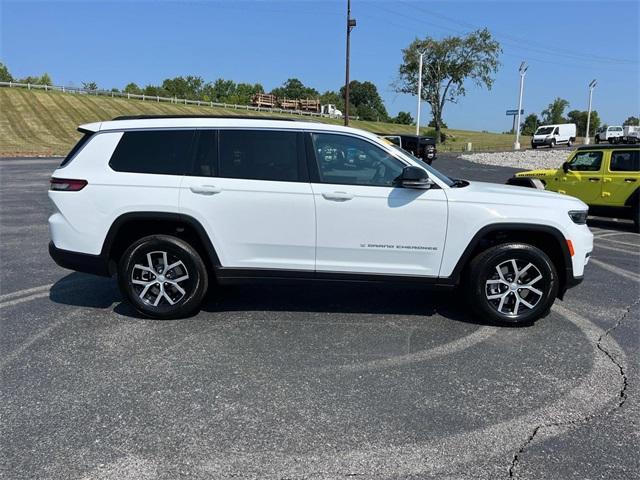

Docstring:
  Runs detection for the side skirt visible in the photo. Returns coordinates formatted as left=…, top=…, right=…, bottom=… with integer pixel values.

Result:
left=214, top=267, right=457, bottom=288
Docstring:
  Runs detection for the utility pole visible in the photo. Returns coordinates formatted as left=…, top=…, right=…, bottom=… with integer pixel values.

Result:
left=585, top=79, right=597, bottom=145
left=513, top=61, right=527, bottom=150
left=344, top=0, right=356, bottom=126
left=416, top=51, right=425, bottom=136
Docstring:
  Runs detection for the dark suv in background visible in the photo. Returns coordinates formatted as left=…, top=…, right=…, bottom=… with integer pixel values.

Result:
left=379, top=134, right=437, bottom=164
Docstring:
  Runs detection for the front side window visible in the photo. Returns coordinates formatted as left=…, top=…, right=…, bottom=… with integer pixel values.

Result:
left=219, top=130, right=299, bottom=182
left=568, top=151, right=603, bottom=172
left=610, top=150, right=639, bottom=172
left=110, top=130, right=194, bottom=175
left=311, top=133, right=405, bottom=187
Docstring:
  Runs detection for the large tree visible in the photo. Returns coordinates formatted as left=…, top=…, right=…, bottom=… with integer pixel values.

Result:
left=396, top=28, right=501, bottom=142
left=541, top=98, right=569, bottom=124
left=162, top=75, right=204, bottom=100
left=623, top=116, right=639, bottom=126
left=271, top=78, right=318, bottom=99
left=393, top=111, right=414, bottom=125
left=0, top=62, right=13, bottom=82
left=340, top=80, right=388, bottom=121
left=567, top=109, right=601, bottom=136
left=520, top=113, right=540, bottom=136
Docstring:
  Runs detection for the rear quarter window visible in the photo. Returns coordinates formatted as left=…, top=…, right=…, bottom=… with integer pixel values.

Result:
left=610, top=150, right=640, bottom=172
left=109, top=130, right=195, bottom=175
left=60, top=130, right=94, bottom=167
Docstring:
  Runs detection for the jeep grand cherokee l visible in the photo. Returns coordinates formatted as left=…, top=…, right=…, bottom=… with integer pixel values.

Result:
left=49, top=116, right=593, bottom=324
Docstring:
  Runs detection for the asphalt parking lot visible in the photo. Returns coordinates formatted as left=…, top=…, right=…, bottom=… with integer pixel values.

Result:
left=1, top=155, right=638, bottom=480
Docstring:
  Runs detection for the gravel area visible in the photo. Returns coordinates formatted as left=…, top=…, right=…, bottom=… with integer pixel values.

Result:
left=459, top=149, right=570, bottom=171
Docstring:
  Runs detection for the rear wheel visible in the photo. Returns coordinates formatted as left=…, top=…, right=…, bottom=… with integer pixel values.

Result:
left=567, top=138, right=572, bottom=147
left=465, top=243, right=559, bottom=325
left=118, top=235, right=208, bottom=319
left=595, top=136, right=600, bottom=144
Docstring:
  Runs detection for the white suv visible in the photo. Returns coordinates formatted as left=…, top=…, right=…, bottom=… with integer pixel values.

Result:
left=49, top=116, right=593, bottom=324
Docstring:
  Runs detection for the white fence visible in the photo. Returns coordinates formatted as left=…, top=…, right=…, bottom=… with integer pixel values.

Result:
left=0, top=81, right=356, bottom=120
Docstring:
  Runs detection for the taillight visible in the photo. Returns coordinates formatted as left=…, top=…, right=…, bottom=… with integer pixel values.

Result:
left=50, top=178, right=87, bottom=191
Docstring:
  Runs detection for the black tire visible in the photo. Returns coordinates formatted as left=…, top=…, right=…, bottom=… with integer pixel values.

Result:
left=465, top=243, right=559, bottom=325
left=549, top=139, right=556, bottom=148
left=595, top=136, right=600, bottom=144
left=531, top=144, right=537, bottom=149
left=633, top=203, right=640, bottom=234
left=118, top=235, right=208, bottom=319
left=567, top=138, right=572, bottom=147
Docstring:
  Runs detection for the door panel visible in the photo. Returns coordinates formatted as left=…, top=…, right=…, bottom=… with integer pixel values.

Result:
left=602, top=150, right=639, bottom=206
left=180, top=129, right=315, bottom=271
left=555, top=150, right=603, bottom=204
left=312, top=183, right=447, bottom=275
left=308, top=132, right=447, bottom=276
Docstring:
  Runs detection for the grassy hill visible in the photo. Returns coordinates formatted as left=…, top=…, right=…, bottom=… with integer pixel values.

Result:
left=0, top=87, right=528, bottom=156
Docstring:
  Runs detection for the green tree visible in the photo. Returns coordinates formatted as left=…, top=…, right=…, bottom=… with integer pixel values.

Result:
left=202, top=78, right=236, bottom=103
left=271, top=78, right=318, bottom=99
left=82, top=81, right=98, bottom=91
left=396, top=28, right=501, bottom=142
left=142, top=84, right=167, bottom=97
left=392, top=111, right=414, bottom=125
left=541, top=97, right=569, bottom=124
left=566, top=109, right=601, bottom=136
left=123, top=83, right=142, bottom=95
left=428, top=118, right=447, bottom=129
left=229, top=83, right=264, bottom=104
left=340, top=80, right=388, bottom=121
left=0, top=62, right=13, bottom=82
left=520, top=113, right=539, bottom=136
left=319, top=90, right=344, bottom=110
left=162, top=75, right=204, bottom=100
left=623, top=116, right=639, bottom=126
left=38, top=73, right=52, bottom=85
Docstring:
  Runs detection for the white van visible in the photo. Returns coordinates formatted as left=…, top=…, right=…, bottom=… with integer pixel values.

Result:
left=531, top=123, right=577, bottom=149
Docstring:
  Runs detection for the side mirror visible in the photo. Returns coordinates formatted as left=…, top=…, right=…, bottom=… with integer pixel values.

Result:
left=398, top=166, right=433, bottom=189
left=562, top=161, right=570, bottom=173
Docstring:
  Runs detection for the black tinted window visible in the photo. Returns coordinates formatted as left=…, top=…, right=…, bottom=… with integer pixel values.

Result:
left=569, top=151, right=602, bottom=171
left=610, top=151, right=639, bottom=172
left=219, top=130, right=299, bottom=182
left=110, top=130, right=194, bottom=175
left=192, top=130, right=217, bottom=177
left=60, top=130, right=93, bottom=167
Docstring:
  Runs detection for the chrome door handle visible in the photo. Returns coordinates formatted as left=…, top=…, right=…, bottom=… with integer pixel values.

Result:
left=624, top=178, right=637, bottom=182
left=190, top=185, right=222, bottom=195
left=322, top=192, right=354, bottom=201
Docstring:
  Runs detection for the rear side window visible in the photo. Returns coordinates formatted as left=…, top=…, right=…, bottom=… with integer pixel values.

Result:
left=60, top=130, right=94, bottom=167
left=610, top=150, right=639, bottom=172
left=218, top=130, right=299, bottom=182
left=110, top=130, right=194, bottom=175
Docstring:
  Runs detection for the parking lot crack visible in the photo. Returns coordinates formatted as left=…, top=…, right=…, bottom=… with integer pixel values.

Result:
left=507, top=298, right=639, bottom=478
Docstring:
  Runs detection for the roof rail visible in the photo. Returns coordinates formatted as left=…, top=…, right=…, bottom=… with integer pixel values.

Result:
left=576, top=143, right=639, bottom=150
left=111, top=114, right=305, bottom=121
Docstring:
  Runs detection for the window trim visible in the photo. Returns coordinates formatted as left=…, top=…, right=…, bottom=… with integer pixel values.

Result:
left=608, top=150, right=640, bottom=173
left=304, top=131, right=410, bottom=187
left=214, top=128, right=309, bottom=183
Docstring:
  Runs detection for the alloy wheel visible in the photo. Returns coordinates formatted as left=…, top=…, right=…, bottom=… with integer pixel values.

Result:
left=485, top=259, right=544, bottom=316
left=131, top=250, right=190, bottom=307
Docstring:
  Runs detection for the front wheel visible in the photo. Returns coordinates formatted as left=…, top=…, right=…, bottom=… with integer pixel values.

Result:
left=549, top=139, right=556, bottom=148
left=465, top=243, right=559, bottom=325
left=118, top=235, right=209, bottom=319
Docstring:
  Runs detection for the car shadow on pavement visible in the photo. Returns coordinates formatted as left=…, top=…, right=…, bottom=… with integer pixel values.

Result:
left=49, top=273, right=499, bottom=327
left=587, top=217, right=636, bottom=233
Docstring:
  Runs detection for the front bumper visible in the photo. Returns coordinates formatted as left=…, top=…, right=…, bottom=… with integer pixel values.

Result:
left=49, top=241, right=111, bottom=277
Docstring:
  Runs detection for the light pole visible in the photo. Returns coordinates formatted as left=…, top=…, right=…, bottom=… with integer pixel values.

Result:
left=415, top=51, right=426, bottom=136
left=344, top=0, right=356, bottom=126
left=584, top=79, right=597, bottom=145
left=513, top=61, right=527, bottom=150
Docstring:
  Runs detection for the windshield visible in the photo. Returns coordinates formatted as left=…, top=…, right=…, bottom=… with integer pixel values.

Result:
left=535, top=127, right=554, bottom=135
left=389, top=144, right=455, bottom=187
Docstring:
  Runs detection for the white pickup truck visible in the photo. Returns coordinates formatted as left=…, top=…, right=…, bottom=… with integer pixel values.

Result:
left=595, top=125, right=624, bottom=144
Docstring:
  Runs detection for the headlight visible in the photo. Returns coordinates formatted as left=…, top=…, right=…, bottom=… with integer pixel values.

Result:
left=568, top=210, right=588, bottom=224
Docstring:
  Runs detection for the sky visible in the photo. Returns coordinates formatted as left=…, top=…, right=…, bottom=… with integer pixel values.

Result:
left=1, top=0, right=638, bottom=132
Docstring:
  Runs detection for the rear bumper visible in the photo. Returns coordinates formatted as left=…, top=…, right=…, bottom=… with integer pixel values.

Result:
left=49, top=241, right=111, bottom=277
